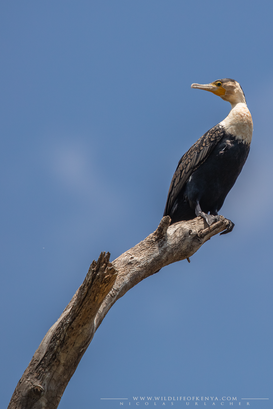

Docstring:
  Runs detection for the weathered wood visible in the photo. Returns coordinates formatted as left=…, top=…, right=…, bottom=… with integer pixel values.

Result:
left=8, top=216, right=230, bottom=409
left=8, top=253, right=117, bottom=409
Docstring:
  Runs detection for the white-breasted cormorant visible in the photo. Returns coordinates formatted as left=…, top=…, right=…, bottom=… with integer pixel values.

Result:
left=163, top=78, right=253, bottom=233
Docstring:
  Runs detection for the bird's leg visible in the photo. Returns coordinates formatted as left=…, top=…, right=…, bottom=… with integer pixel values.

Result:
left=195, top=201, right=234, bottom=234
left=194, top=201, right=220, bottom=226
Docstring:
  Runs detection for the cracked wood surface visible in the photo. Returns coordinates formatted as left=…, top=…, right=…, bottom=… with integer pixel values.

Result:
left=8, top=215, right=230, bottom=409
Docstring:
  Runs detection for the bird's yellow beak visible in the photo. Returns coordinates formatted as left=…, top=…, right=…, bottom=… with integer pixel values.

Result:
left=191, top=82, right=226, bottom=97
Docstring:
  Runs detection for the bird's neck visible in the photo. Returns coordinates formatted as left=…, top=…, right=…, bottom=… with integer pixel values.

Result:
left=220, top=102, right=253, bottom=144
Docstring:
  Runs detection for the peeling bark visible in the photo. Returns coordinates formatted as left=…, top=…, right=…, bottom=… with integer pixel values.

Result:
left=8, top=215, right=230, bottom=409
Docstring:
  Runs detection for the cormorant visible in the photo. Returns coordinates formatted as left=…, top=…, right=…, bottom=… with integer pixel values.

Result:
left=163, top=78, right=253, bottom=233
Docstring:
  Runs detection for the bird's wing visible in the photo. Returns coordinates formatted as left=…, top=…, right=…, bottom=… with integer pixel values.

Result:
left=163, top=124, right=225, bottom=216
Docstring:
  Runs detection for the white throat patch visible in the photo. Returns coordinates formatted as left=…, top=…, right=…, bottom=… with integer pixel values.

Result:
left=220, top=102, right=253, bottom=144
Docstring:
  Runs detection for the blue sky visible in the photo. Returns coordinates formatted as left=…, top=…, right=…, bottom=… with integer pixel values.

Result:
left=1, top=1, right=273, bottom=408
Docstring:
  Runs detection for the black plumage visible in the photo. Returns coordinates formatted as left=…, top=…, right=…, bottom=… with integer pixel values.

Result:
left=163, top=78, right=253, bottom=233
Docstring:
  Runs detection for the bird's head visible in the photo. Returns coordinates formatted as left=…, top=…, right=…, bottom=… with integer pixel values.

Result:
left=191, top=78, right=246, bottom=106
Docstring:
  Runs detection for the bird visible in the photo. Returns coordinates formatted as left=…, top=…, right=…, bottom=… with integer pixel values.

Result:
left=163, top=78, right=253, bottom=234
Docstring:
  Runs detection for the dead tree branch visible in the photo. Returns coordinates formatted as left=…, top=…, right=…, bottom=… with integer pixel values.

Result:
left=8, top=215, right=230, bottom=409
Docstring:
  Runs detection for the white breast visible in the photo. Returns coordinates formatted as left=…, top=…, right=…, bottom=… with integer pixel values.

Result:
left=220, top=102, right=253, bottom=145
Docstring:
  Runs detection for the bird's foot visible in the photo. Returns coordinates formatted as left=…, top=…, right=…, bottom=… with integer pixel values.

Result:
left=200, top=212, right=220, bottom=227
left=220, top=218, right=235, bottom=235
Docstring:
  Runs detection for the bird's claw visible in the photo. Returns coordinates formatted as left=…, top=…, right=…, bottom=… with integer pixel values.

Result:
left=220, top=219, right=234, bottom=235
left=200, top=212, right=220, bottom=227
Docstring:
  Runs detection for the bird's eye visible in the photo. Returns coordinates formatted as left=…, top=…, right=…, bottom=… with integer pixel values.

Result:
left=216, top=82, right=222, bottom=87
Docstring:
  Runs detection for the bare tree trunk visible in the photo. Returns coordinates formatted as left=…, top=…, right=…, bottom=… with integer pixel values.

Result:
left=8, top=215, right=231, bottom=409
